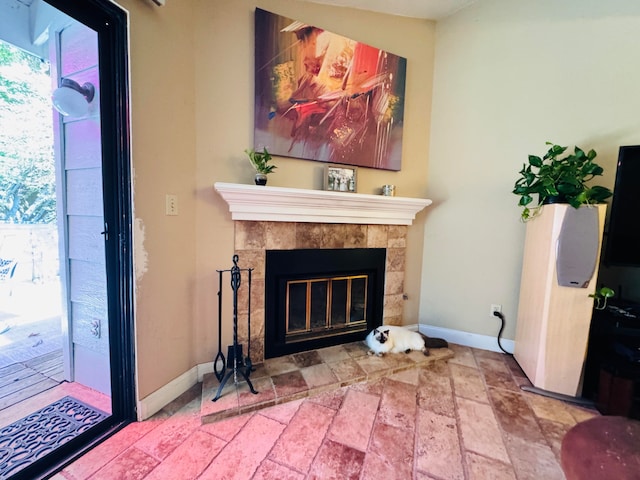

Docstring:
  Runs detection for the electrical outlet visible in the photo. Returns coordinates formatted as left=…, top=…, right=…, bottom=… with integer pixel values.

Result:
left=165, top=194, right=178, bottom=216
left=490, top=304, right=502, bottom=317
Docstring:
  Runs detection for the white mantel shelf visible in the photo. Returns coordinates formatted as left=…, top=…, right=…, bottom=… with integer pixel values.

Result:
left=214, top=182, right=432, bottom=226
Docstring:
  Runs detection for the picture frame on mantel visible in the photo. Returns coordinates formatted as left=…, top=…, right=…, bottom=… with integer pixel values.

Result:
left=325, top=164, right=357, bottom=193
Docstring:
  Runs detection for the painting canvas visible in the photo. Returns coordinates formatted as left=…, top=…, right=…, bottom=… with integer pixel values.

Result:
left=254, top=8, right=407, bottom=171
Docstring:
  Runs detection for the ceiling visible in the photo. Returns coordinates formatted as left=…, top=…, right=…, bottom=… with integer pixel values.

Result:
left=1, top=0, right=477, bottom=60
left=296, top=0, right=478, bottom=19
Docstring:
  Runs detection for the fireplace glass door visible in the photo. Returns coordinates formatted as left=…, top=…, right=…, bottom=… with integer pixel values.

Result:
left=286, top=274, right=368, bottom=343
left=265, top=248, right=385, bottom=358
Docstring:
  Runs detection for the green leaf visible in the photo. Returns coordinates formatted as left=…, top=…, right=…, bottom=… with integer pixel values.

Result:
left=590, top=165, right=604, bottom=176
left=600, top=287, right=615, bottom=298
left=524, top=172, right=535, bottom=184
left=550, top=144, right=567, bottom=156
left=528, top=155, right=543, bottom=167
left=518, top=194, right=532, bottom=206
left=586, top=185, right=613, bottom=203
left=568, top=197, right=583, bottom=208
left=573, top=146, right=585, bottom=159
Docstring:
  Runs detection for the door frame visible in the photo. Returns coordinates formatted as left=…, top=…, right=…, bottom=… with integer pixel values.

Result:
left=14, top=0, right=136, bottom=478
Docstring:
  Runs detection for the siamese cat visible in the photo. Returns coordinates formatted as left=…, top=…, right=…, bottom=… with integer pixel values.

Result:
left=365, top=325, right=448, bottom=357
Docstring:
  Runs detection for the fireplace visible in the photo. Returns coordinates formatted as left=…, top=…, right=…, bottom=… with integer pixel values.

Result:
left=265, top=248, right=385, bottom=358
left=214, top=182, right=432, bottom=364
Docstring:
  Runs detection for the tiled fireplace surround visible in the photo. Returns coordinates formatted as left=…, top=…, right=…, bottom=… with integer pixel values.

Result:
left=215, top=182, right=432, bottom=365
left=234, top=220, right=409, bottom=364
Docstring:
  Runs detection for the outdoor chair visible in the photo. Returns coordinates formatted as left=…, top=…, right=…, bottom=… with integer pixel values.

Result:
left=0, top=258, right=18, bottom=296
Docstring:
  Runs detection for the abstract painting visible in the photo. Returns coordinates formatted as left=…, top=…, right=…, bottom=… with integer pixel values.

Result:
left=253, top=8, right=407, bottom=171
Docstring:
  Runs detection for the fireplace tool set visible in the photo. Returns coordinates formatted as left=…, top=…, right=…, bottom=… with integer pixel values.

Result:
left=212, top=254, right=258, bottom=402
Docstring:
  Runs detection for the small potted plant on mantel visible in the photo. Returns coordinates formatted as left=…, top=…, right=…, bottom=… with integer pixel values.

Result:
left=512, top=142, right=613, bottom=221
left=245, top=147, right=277, bottom=185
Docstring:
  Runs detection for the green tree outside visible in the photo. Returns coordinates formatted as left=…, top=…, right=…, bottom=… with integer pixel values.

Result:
left=0, top=40, right=55, bottom=224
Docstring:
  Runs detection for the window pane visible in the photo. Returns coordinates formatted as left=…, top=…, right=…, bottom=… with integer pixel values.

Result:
left=350, top=276, right=367, bottom=322
left=310, top=281, right=328, bottom=329
left=330, top=279, right=347, bottom=326
left=287, top=282, right=307, bottom=332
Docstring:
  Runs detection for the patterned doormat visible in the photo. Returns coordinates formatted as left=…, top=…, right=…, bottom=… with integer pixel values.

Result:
left=0, top=396, right=108, bottom=478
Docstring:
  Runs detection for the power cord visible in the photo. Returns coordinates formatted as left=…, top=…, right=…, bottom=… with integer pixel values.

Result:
left=493, top=311, right=513, bottom=356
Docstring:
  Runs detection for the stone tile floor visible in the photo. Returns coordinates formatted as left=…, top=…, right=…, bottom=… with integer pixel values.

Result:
left=52, top=344, right=598, bottom=479
left=200, top=340, right=454, bottom=423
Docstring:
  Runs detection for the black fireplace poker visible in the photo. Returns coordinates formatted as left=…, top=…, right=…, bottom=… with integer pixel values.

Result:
left=212, top=254, right=258, bottom=402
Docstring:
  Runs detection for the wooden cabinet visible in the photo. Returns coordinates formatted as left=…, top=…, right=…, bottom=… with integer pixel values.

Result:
left=514, top=204, right=607, bottom=397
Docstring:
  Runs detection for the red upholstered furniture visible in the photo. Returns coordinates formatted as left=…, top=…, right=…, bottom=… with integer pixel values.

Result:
left=561, top=415, right=640, bottom=480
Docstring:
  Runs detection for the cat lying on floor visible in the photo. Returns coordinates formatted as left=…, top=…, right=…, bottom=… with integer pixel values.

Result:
left=365, top=325, right=448, bottom=357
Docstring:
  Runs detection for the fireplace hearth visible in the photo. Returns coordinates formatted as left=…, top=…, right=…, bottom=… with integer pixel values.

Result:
left=265, top=248, right=385, bottom=358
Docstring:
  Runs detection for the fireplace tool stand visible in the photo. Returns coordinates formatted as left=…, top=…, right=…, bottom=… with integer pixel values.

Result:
left=212, top=254, right=258, bottom=402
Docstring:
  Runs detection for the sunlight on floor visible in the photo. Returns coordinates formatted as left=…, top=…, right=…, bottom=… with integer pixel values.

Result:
left=0, top=280, right=62, bottom=367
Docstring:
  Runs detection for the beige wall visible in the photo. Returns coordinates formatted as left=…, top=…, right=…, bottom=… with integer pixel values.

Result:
left=119, top=0, right=435, bottom=400
left=423, top=0, right=640, bottom=341
left=111, top=0, right=640, bottom=404
left=117, top=0, right=198, bottom=401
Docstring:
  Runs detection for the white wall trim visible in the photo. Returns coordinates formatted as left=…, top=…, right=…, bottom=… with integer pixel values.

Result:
left=198, top=361, right=214, bottom=380
left=417, top=324, right=515, bottom=354
left=137, top=366, right=199, bottom=420
left=214, top=182, right=432, bottom=225
left=136, top=362, right=216, bottom=420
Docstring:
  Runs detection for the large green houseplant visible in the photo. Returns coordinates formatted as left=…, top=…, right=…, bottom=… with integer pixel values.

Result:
left=513, top=142, right=613, bottom=221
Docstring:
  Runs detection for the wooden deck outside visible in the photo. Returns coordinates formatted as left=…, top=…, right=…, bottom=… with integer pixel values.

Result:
left=0, top=280, right=66, bottom=424
left=0, top=349, right=64, bottom=411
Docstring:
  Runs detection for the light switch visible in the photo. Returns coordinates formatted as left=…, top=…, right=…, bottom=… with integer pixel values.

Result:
left=165, top=194, right=178, bottom=216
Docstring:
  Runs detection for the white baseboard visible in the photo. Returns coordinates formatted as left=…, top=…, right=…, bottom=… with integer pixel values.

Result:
left=137, top=366, right=198, bottom=420
left=417, top=324, right=515, bottom=354
left=198, top=361, right=214, bottom=380
left=136, top=361, right=217, bottom=420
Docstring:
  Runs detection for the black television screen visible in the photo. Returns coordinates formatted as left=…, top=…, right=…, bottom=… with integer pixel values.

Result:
left=604, top=145, right=640, bottom=266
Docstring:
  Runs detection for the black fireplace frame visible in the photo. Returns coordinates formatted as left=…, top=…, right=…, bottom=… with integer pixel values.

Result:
left=265, top=248, right=385, bottom=358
